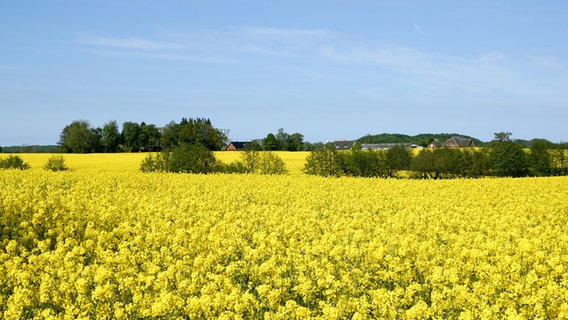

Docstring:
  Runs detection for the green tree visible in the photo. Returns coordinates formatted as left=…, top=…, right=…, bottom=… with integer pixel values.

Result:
left=488, top=133, right=529, bottom=177
left=168, top=143, right=220, bottom=173
left=90, top=127, right=103, bottom=153
left=264, top=128, right=305, bottom=151
left=339, top=149, right=388, bottom=178
left=411, top=149, right=441, bottom=179
left=160, top=121, right=181, bottom=149
left=528, top=139, right=553, bottom=176
left=386, top=144, right=412, bottom=176
left=102, top=120, right=121, bottom=152
left=275, top=128, right=289, bottom=150
left=494, top=131, right=512, bottom=142
left=139, top=122, right=161, bottom=151
left=246, top=140, right=262, bottom=151
left=303, top=142, right=342, bottom=177
left=416, top=136, right=435, bottom=148
left=436, top=148, right=474, bottom=178
left=304, top=142, right=325, bottom=151
left=288, top=132, right=305, bottom=151
left=59, top=120, right=96, bottom=153
left=410, top=148, right=489, bottom=179
left=262, top=133, right=279, bottom=151
left=122, top=122, right=140, bottom=152
left=550, top=143, right=568, bottom=176
left=142, top=143, right=220, bottom=174
left=160, top=118, right=227, bottom=151
left=469, top=148, right=491, bottom=177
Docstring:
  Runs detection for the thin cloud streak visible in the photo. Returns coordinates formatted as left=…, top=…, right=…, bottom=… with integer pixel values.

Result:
left=321, top=44, right=541, bottom=95
left=235, top=26, right=333, bottom=38
left=76, top=26, right=568, bottom=104
left=78, top=36, right=187, bottom=50
left=78, top=26, right=335, bottom=64
left=413, top=21, right=424, bottom=34
left=86, top=49, right=240, bottom=65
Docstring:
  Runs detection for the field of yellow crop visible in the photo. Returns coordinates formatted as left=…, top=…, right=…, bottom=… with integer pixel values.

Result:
left=15, top=152, right=309, bottom=174
left=1, top=154, right=568, bottom=318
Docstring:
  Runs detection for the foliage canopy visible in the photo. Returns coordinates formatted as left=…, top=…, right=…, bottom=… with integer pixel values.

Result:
left=0, top=155, right=30, bottom=170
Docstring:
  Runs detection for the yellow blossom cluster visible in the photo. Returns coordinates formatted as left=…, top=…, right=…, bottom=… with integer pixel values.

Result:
left=1, top=165, right=568, bottom=318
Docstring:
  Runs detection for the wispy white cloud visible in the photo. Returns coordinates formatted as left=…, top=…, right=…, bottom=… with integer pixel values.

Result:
left=475, top=53, right=507, bottom=63
left=413, top=21, right=424, bottom=34
left=235, top=26, right=333, bottom=39
left=528, top=56, right=566, bottom=69
left=76, top=26, right=568, bottom=104
left=78, top=26, right=335, bottom=64
left=78, top=34, right=236, bottom=64
left=87, top=49, right=240, bottom=64
left=319, top=41, right=568, bottom=107
left=78, top=36, right=186, bottom=50
left=321, top=44, right=455, bottom=79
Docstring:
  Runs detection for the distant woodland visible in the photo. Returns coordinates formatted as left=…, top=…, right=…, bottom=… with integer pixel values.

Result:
left=2, top=118, right=568, bottom=178
left=2, top=117, right=565, bottom=153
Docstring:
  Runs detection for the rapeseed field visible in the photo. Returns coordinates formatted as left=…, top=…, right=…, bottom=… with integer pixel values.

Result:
left=1, top=153, right=567, bottom=318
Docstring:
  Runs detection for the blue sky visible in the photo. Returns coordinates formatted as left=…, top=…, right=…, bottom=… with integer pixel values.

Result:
left=2, top=0, right=568, bottom=146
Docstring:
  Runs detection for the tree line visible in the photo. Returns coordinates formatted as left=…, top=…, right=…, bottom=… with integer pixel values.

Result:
left=304, top=132, right=568, bottom=178
left=57, top=119, right=312, bottom=153
left=58, top=118, right=229, bottom=153
left=4, top=131, right=568, bottom=179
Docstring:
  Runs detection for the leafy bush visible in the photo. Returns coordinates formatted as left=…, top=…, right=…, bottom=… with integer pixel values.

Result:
left=257, top=152, right=287, bottom=175
left=239, top=149, right=260, bottom=173
left=44, top=155, right=70, bottom=171
left=411, top=148, right=484, bottom=179
left=140, top=152, right=170, bottom=172
left=0, top=155, right=30, bottom=170
left=338, top=149, right=389, bottom=178
left=304, top=143, right=390, bottom=178
left=169, top=143, right=220, bottom=173
left=303, top=142, right=342, bottom=177
left=223, top=161, right=249, bottom=174
left=223, top=150, right=288, bottom=175
left=140, top=143, right=220, bottom=174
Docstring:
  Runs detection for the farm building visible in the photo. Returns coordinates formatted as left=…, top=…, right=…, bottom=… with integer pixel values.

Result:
left=226, top=141, right=249, bottom=151
left=444, top=136, right=475, bottom=148
left=362, top=143, right=423, bottom=150
left=428, top=136, right=475, bottom=148
left=334, top=140, right=356, bottom=150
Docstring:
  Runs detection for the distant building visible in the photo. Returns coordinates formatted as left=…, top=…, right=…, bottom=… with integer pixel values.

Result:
left=444, top=136, right=475, bottom=148
left=428, top=136, right=475, bottom=148
left=226, top=141, right=248, bottom=151
left=427, top=140, right=444, bottom=148
left=362, top=143, right=399, bottom=150
left=362, top=143, right=423, bottom=150
left=334, top=140, right=356, bottom=150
